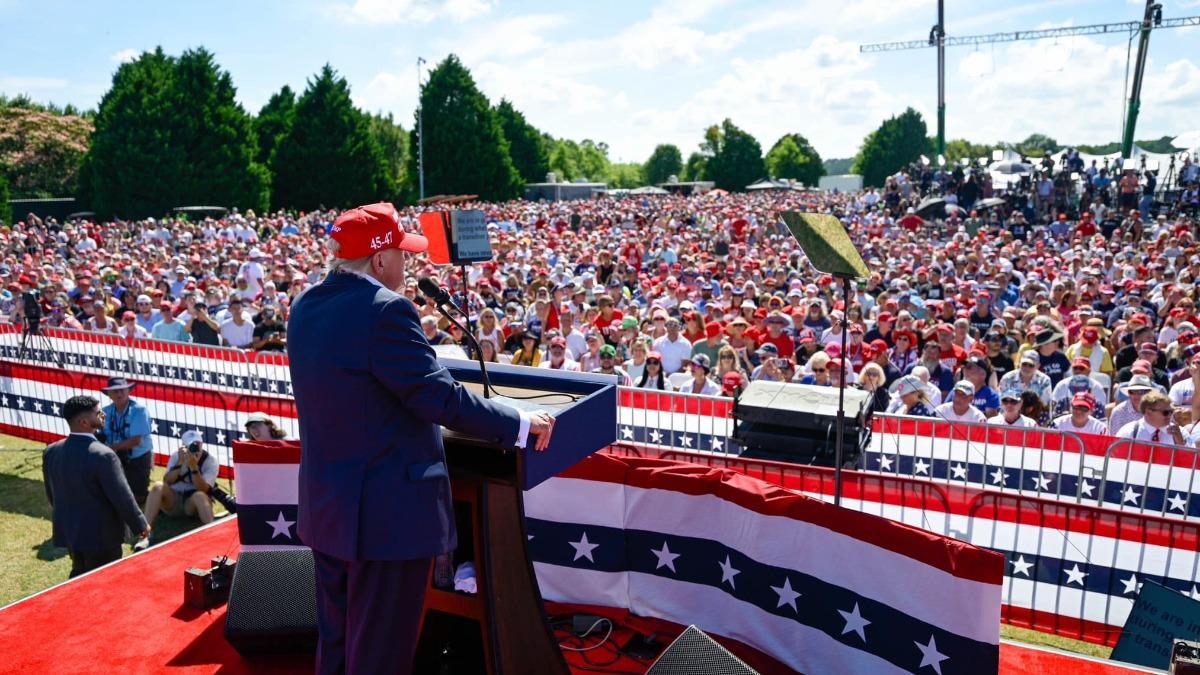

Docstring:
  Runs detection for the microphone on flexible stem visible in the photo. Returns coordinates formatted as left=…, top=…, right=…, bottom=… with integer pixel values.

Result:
left=418, top=277, right=493, bottom=399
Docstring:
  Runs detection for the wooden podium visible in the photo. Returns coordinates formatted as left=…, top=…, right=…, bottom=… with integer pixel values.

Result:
left=414, top=360, right=618, bottom=674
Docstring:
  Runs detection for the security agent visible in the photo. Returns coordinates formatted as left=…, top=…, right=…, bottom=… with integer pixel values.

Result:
left=136, top=430, right=219, bottom=551
left=287, top=202, right=555, bottom=675
left=42, top=396, right=150, bottom=578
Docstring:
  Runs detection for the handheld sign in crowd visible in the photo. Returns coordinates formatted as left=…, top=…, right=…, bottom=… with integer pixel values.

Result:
left=1112, top=580, right=1200, bottom=669
left=418, top=210, right=493, bottom=265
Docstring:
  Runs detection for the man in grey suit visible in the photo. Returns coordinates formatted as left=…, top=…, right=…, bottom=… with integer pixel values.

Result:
left=43, top=395, right=151, bottom=578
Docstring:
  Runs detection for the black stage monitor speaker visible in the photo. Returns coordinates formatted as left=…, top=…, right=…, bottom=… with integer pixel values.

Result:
left=224, top=549, right=318, bottom=654
left=647, top=625, right=758, bottom=675
left=733, top=380, right=872, bottom=466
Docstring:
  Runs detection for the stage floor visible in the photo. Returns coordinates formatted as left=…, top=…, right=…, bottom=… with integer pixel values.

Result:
left=0, top=517, right=1161, bottom=674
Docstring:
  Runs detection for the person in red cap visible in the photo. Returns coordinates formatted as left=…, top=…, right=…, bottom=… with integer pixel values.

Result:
left=1053, top=392, right=1108, bottom=434
left=721, top=370, right=744, bottom=398
left=1064, top=321, right=1114, bottom=380
left=287, top=202, right=556, bottom=675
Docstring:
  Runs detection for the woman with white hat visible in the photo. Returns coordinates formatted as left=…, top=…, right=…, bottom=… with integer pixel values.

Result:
left=244, top=411, right=287, bottom=441
left=894, top=375, right=936, bottom=418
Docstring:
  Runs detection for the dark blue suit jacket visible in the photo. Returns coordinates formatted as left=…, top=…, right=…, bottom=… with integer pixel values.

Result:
left=288, top=272, right=521, bottom=562
left=42, top=434, right=148, bottom=553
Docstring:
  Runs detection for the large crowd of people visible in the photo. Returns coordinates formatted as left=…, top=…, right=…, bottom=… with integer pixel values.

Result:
left=4, top=151, right=1200, bottom=443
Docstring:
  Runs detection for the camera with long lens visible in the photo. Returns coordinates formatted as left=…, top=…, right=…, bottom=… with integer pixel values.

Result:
left=188, top=441, right=238, bottom=514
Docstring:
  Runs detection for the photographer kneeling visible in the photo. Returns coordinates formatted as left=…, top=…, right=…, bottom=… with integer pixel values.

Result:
left=135, top=430, right=219, bottom=551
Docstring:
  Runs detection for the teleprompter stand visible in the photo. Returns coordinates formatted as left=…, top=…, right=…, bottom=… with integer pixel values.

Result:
left=781, top=212, right=870, bottom=506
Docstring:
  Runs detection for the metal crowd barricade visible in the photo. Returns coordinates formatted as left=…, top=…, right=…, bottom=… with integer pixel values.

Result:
left=1099, top=438, right=1200, bottom=521
left=869, top=414, right=1098, bottom=504
left=616, top=387, right=736, bottom=455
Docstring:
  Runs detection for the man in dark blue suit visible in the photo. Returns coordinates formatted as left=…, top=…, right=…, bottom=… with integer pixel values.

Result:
left=288, top=202, right=555, bottom=675
left=43, top=395, right=151, bottom=578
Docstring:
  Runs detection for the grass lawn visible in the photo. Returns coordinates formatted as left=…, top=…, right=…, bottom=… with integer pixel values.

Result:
left=0, top=433, right=233, bottom=608
left=1000, top=624, right=1111, bottom=659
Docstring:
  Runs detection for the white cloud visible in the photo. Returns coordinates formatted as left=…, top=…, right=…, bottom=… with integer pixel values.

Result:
left=352, top=71, right=418, bottom=121
left=110, top=48, right=139, bottom=64
left=329, top=0, right=494, bottom=24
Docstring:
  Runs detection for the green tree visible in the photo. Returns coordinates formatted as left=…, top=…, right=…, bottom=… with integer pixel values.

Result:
left=643, top=144, right=682, bottom=186
left=851, top=107, right=932, bottom=187
left=168, top=48, right=269, bottom=212
left=0, top=102, right=92, bottom=198
left=942, top=138, right=992, bottom=167
left=700, top=119, right=764, bottom=191
left=79, top=47, right=268, bottom=218
left=681, top=152, right=707, bottom=181
left=495, top=99, right=548, bottom=184
left=366, top=112, right=409, bottom=204
left=408, top=54, right=520, bottom=201
left=1012, top=133, right=1060, bottom=157
left=607, top=162, right=643, bottom=188
left=765, top=133, right=824, bottom=186
left=254, top=85, right=295, bottom=166
left=78, top=47, right=179, bottom=217
left=272, top=64, right=393, bottom=210
left=0, top=172, right=11, bottom=224
left=547, top=138, right=580, bottom=181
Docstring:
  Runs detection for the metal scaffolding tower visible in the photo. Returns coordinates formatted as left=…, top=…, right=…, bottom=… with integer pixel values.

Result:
left=860, top=2, right=1200, bottom=158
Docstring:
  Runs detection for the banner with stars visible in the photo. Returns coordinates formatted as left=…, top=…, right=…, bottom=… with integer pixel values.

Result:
left=525, top=453, right=1003, bottom=674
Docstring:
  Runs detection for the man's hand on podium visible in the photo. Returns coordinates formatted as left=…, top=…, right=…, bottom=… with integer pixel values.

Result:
left=528, top=411, right=556, bottom=452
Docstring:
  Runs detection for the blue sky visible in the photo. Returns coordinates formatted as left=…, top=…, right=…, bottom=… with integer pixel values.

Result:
left=3, top=0, right=1199, bottom=161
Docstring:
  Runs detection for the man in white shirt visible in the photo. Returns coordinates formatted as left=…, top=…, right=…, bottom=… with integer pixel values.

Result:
left=988, top=388, right=1037, bottom=427
left=219, top=298, right=254, bottom=348
left=935, top=381, right=987, bottom=423
left=652, top=317, right=693, bottom=374
left=1115, top=391, right=1195, bottom=446
left=539, top=336, right=580, bottom=371
left=1053, top=393, right=1108, bottom=435
left=238, top=250, right=266, bottom=299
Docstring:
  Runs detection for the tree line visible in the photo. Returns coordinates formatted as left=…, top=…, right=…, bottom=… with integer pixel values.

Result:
left=7, top=47, right=1184, bottom=216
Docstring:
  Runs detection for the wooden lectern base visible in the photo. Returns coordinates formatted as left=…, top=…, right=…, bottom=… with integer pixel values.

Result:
left=415, top=467, right=569, bottom=674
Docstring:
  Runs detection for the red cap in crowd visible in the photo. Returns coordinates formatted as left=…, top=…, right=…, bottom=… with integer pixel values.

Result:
left=330, top=203, right=428, bottom=259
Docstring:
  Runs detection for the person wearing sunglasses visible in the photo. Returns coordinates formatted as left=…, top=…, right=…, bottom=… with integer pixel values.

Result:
left=987, top=388, right=1038, bottom=427
left=635, top=351, right=671, bottom=391
left=1114, top=391, right=1196, bottom=446
left=1053, top=393, right=1108, bottom=435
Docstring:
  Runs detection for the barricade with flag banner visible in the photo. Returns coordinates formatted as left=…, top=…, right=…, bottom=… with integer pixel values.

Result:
left=6, top=325, right=1200, bottom=649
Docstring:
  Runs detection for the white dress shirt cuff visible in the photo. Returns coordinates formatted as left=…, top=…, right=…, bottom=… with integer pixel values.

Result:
left=516, top=412, right=532, bottom=448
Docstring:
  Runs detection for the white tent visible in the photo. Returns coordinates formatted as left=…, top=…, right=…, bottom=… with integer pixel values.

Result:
left=629, top=185, right=669, bottom=195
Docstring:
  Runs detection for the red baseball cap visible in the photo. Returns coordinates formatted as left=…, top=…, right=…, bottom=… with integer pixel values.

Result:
left=1072, top=357, right=1091, bottom=370
left=330, top=203, right=428, bottom=259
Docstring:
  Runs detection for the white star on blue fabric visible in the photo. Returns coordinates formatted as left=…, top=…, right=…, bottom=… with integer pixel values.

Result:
left=1168, top=493, right=1189, bottom=512
left=718, top=555, right=739, bottom=589
left=710, top=437, right=723, bottom=451
left=770, top=577, right=801, bottom=612
left=990, top=467, right=1008, bottom=485
left=1121, top=574, right=1140, bottom=595
left=570, top=532, right=599, bottom=563
left=680, top=434, right=693, bottom=448
left=913, top=458, right=930, bottom=475
left=838, top=603, right=871, bottom=641
left=651, top=541, right=680, bottom=573
left=1064, top=563, right=1088, bottom=586
left=267, top=511, right=294, bottom=539
left=1122, top=486, right=1142, bottom=506
left=950, top=463, right=967, bottom=479
left=878, top=454, right=894, bottom=471
left=170, top=423, right=181, bottom=437
left=1079, top=480, right=1095, bottom=497
left=915, top=635, right=949, bottom=674
left=620, top=426, right=633, bottom=440
left=648, top=429, right=663, bottom=444
left=1010, top=555, right=1033, bottom=577
left=1031, top=474, right=1051, bottom=491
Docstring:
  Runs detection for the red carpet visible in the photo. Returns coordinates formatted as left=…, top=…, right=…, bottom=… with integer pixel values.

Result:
left=0, top=517, right=1161, bottom=674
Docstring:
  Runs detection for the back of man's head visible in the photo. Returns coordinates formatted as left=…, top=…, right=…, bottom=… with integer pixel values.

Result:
left=62, top=395, right=99, bottom=424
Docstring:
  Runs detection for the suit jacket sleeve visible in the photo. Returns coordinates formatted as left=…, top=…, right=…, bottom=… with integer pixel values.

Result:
left=42, top=449, right=53, bottom=507
left=96, top=447, right=149, bottom=533
left=369, top=295, right=521, bottom=445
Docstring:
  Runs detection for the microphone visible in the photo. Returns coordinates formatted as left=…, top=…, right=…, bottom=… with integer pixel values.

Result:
left=417, top=277, right=453, bottom=306
left=418, top=276, right=493, bottom=398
